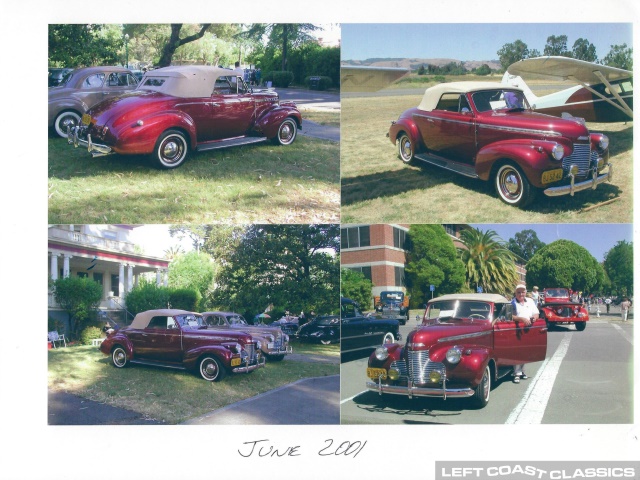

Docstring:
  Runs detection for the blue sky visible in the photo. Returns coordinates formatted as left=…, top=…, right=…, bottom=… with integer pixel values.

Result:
left=341, top=23, right=633, bottom=62
left=469, top=224, right=634, bottom=262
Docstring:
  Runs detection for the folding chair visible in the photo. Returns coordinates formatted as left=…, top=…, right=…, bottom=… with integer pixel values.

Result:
left=48, top=331, right=66, bottom=348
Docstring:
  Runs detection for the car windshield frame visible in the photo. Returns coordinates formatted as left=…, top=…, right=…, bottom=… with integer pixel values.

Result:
left=426, top=300, right=493, bottom=322
left=470, top=88, right=531, bottom=113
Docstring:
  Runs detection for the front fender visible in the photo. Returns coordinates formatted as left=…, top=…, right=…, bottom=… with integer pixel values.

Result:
left=110, top=111, right=197, bottom=154
left=256, top=106, right=302, bottom=138
left=430, top=345, right=491, bottom=387
left=475, top=139, right=567, bottom=187
left=182, top=345, right=234, bottom=370
left=367, top=343, right=403, bottom=368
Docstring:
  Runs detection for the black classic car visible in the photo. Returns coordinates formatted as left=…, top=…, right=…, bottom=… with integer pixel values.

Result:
left=341, top=297, right=402, bottom=360
left=375, top=290, right=409, bottom=325
left=297, top=315, right=340, bottom=344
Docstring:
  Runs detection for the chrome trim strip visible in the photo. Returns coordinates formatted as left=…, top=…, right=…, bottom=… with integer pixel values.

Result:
left=437, top=330, right=492, bottom=343
left=478, top=123, right=563, bottom=137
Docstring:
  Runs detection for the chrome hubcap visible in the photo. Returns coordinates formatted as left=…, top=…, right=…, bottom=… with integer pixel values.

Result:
left=163, top=141, right=179, bottom=159
left=115, top=351, right=125, bottom=364
left=204, top=362, right=217, bottom=377
left=402, top=140, right=411, bottom=158
left=280, top=124, right=292, bottom=140
left=504, top=172, right=520, bottom=196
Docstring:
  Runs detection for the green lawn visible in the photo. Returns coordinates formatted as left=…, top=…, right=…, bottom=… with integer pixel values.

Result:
left=48, top=345, right=339, bottom=424
left=48, top=132, right=340, bottom=224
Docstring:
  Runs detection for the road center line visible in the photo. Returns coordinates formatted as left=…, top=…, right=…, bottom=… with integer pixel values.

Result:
left=505, top=332, right=572, bottom=424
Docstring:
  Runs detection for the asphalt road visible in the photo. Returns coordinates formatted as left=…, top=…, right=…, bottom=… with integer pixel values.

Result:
left=339, top=316, right=633, bottom=424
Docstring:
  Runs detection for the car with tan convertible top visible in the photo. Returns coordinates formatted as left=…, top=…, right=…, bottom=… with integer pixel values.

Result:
left=388, top=82, right=612, bottom=208
left=99, top=309, right=265, bottom=381
left=68, top=65, right=302, bottom=169
left=366, top=294, right=547, bottom=407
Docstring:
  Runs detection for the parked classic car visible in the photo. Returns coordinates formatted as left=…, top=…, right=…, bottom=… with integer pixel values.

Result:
left=539, top=288, right=589, bottom=331
left=341, top=297, right=402, bottom=358
left=388, top=82, right=612, bottom=207
left=99, top=309, right=265, bottom=381
left=271, top=315, right=300, bottom=336
left=366, top=293, right=547, bottom=407
left=49, top=66, right=139, bottom=138
left=297, top=315, right=340, bottom=344
left=68, top=65, right=302, bottom=169
left=374, top=290, right=409, bottom=324
left=201, top=311, right=292, bottom=361
left=48, top=67, right=73, bottom=87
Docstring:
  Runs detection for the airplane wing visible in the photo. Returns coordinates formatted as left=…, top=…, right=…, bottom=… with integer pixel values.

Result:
left=341, top=65, right=410, bottom=92
left=507, top=56, right=632, bottom=120
left=507, top=56, right=631, bottom=84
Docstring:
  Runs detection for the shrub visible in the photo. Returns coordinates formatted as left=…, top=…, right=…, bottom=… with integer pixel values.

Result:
left=79, top=326, right=103, bottom=345
left=169, top=288, right=200, bottom=312
left=265, top=71, right=294, bottom=88
left=125, top=281, right=170, bottom=315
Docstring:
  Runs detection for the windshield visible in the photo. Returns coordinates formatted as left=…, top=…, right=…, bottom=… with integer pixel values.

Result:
left=471, top=89, right=529, bottom=113
left=176, top=314, right=207, bottom=330
left=426, top=300, right=492, bottom=321
left=381, top=292, right=404, bottom=303
left=545, top=288, right=569, bottom=298
left=228, top=315, right=248, bottom=326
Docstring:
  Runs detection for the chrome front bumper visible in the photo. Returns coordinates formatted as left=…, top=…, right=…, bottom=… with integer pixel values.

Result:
left=232, top=355, right=266, bottom=373
left=67, top=125, right=113, bottom=157
left=543, top=163, right=613, bottom=197
left=266, top=345, right=293, bottom=356
left=366, top=379, right=474, bottom=399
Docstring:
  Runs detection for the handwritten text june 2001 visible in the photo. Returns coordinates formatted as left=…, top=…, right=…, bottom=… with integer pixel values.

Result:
left=238, top=439, right=367, bottom=458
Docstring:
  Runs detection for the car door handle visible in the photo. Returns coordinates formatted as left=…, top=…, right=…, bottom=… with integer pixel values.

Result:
left=210, top=103, right=220, bottom=107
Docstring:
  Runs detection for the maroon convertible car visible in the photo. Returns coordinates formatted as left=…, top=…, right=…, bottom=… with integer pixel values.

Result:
left=69, top=66, right=302, bottom=169
left=366, top=294, right=547, bottom=408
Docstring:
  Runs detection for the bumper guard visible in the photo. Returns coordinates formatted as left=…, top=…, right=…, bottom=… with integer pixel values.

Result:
left=232, top=355, right=266, bottom=373
left=67, top=125, right=114, bottom=157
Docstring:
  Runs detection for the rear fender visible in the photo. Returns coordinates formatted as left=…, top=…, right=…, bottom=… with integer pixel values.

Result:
left=389, top=117, right=421, bottom=149
left=112, top=111, right=197, bottom=154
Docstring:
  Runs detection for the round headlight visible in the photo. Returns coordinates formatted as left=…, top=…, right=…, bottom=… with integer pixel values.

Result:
left=446, top=347, right=462, bottom=364
left=375, top=346, right=389, bottom=361
left=599, top=135, right=609, bottom=150
left=266, top=334, right=275, bottom=342
left=235, top=343, right=242, bottom=353
left=551, top=143, right=565, bottom=160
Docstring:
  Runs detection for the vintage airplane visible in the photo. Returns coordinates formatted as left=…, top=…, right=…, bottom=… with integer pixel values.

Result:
left=502, top=56, right=632, bottom=122
left=341, top=65, right=410, bottom=92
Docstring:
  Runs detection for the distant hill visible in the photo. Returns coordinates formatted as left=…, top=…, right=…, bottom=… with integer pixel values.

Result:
left=342, top=58, right=502, bottom=71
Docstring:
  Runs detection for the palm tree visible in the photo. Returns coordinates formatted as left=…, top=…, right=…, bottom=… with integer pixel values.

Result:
left=163, top=245, right=185, bottom=261
left=458, top=228, right=519, bottom=296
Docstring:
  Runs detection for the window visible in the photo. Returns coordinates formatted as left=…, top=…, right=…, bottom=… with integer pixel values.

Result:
left=435, top=93, right=463, bottom=112
left=394, top=266, right=405, bottom=287
left=393, top=227, right=406, bottom=249
left=93, top=272, right=103, bottom=285
left=341, top=226, right=370, bottom=249
left=81, top=74, right=105, bottom=88
left=111, top=274, right=119, bottom=297
left=348, top=266, right=372, bottom=281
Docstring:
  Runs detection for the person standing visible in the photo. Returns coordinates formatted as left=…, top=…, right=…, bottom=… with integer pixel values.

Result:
left=621, top=298, right=632, bottom=322
left=605, top=297, right=612, bottom=314
left=531, top=286, right=540, bottom=304
left=511, top=284, right=539, bottom=383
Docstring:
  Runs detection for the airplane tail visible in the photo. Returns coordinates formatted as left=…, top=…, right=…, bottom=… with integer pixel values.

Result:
left=501, top=72, right=538, bottom=105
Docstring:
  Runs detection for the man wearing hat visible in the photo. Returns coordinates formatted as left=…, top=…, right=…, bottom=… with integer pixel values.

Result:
left=511, top=284, right=539, bottom=383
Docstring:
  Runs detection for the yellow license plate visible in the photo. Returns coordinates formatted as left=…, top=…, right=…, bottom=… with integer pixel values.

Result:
left=367, top=368, right=387, bottom=380
left=542, top=169, right=563, bottom=184
left=231, top=358, right=241, bottom=367
left=81, top=114, right=92, bottom=125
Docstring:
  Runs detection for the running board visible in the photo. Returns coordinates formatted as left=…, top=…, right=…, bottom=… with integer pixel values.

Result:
left=414, top=152, right=479, bottom=178
left=196, top=136, right=267, bottom=152
left=129, top=358, right=186, bottom=370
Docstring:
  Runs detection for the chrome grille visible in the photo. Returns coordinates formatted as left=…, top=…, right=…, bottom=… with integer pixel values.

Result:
left=243, top=344, right=257, bottom=362
left=407, top=350, right=445, bottom=384
left=390, top=360, right=408, bottom=377
left=563, top=143, right=595, bottom=177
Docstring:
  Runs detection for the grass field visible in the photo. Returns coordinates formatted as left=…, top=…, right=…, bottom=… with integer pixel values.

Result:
left=48, top=344, right=339, bottom=424
left=49, top=129, right=340, bottom=224
left=340, top=93, right=633, bottom=224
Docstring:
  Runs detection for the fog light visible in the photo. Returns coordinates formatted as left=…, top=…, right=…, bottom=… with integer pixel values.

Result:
left=570, top=165, right=579, bottom=176
left=388, top=369, right=399, bottom=380
left=429, top=371, right=442, bottom=383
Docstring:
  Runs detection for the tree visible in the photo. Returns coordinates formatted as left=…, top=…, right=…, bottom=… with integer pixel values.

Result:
left=240, top=24, right=321, bottom=71
left=212, top=225, right=340, bottom=317
left=497, top=40, right=530, bottom=71
left=49, top=24, right=122, bottom=67
left=475, top=64, right=492, bottom=76
left=157, top=24, right=212, bottom=67
left=525, top=240, right=606, bottom=293
left=168, top=251, right=217, bottom=302
left=404, top=225, right=467, bottom=306
left=170, top=225, right=246, bottom=264
left=417, top=64, right=426, bottom=75
left=572, top=38, right=598, bottom=62
left=340, top=269, right=374, bottom=309
left=543, top=35, right=570, bottom=57
left=602, top=43, right=633, bottom=70
left=603, top=241, right=633, bottom=296
left=52, top=276, right=103, bottom=338
left=458, top=228, right=519, bottom=296
left=507, top=229, right=546, bottom=262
